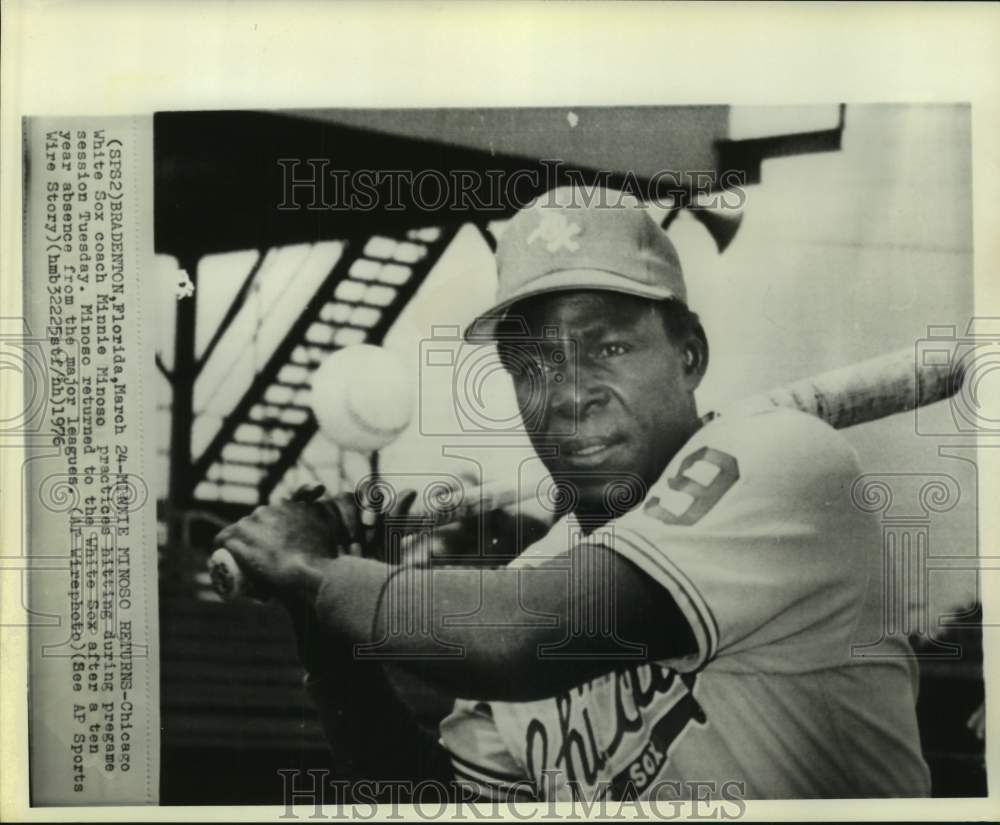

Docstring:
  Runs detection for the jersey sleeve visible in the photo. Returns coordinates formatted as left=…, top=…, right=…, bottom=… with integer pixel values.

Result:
left=606, top=408, right=873, bottom=673
left=439, top=700, right=537, bottom=801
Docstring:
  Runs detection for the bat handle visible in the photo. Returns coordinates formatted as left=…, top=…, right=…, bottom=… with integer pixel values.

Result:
left=208, top=547, right=248, bottom=601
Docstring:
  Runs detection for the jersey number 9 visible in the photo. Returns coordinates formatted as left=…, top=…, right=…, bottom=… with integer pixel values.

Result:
left=643, top=447, right=740, bottom=527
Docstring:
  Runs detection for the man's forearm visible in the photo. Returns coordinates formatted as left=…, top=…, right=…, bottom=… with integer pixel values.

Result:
left=312, top=556, right=563, bottom=699
left=310, top=548, right=693, bottom=701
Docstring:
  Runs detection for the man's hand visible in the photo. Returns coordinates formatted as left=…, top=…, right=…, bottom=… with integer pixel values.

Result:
left=213, top=499, right=345, bottom=606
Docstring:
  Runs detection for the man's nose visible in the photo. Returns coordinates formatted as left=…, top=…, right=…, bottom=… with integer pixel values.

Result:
left=544, top=361, right=607, bottom=423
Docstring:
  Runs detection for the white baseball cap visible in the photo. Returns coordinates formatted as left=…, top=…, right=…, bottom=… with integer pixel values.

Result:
left=465, top=187, right=687, bottom=341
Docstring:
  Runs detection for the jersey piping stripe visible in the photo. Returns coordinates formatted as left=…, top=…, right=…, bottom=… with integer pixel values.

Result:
left=621, top=526, right=721, bottom=659
left=613, top=530, right=713, bottom=664
left=450, top=751, right=529, bottom=784
left=625, top=528, right=721, bottom=655
left=613, top=529, right=718, bottom=663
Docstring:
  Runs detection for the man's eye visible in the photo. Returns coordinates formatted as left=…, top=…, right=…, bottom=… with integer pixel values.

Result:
left=504, top=356, right=547, bottom=382
left=595, top=342, right=630, bottom=359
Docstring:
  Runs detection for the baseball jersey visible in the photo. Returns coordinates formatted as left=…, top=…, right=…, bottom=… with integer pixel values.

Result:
left=439, top=408, right=930, bottom=800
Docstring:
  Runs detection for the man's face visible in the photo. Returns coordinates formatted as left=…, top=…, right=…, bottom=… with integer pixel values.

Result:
left=499, top=291, right=705, bottom=516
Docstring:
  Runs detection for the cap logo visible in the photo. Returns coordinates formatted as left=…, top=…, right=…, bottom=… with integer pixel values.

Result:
left=526, top=211, right=582, bottom=253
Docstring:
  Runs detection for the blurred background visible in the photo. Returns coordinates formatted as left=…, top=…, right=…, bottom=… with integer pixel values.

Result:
left=152, top=104, right=984, bottom=802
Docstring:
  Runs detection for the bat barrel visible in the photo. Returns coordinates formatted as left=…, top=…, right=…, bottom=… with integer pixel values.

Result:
left=722, top=347, right=965, bottom=430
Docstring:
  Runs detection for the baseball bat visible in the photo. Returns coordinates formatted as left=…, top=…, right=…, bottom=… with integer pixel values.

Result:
left=721, top=346, right=964, bottom=429
left=208, top=345, right=964, bottom=600
left=207, top=480, right=524, bottom=601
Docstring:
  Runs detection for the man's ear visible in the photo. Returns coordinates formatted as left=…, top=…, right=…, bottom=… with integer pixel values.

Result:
left=682, top=332, right=709, bottom=389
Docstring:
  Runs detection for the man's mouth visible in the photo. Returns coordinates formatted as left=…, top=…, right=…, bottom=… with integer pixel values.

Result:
left=558, top=436, right=625, bottom=466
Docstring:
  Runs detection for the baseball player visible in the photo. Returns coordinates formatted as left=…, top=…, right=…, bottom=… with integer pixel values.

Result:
left=214, top=187, right=931, bottom=801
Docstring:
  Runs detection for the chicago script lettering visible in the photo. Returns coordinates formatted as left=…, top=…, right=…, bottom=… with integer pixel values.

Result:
left=524, top=664, right=705, bottom=796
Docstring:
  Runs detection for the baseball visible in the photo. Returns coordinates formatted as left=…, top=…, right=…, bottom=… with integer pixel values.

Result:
left=310, top=344, right=415, bottom=452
